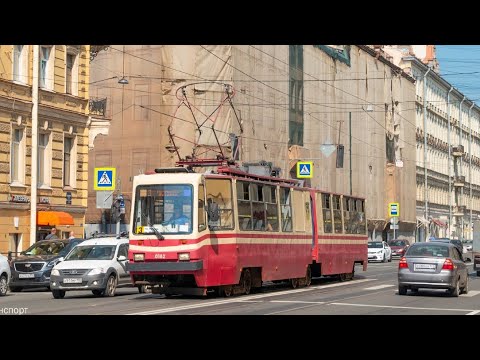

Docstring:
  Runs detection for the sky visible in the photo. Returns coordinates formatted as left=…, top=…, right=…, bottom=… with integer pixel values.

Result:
left=436, top=45, right=480, bottom=103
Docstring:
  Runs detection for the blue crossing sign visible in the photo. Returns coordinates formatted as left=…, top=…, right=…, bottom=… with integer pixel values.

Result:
left=296, top=161, right=313, bottom=179
left=94, top=167, right=116, bottom=191
left=389, top=202, right=399, bottom=217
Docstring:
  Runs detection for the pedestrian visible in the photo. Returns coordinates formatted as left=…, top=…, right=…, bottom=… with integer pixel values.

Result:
left=68, top=231, right=75, bottom=240
left=45, top=227, right=58, bottom=240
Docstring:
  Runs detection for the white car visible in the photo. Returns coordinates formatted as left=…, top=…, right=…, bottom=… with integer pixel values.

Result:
left=49, top=236, right=135, bottom=299
left=368, top=241, right=392, bottom=262
left=0, top=254, right=11, bottom=296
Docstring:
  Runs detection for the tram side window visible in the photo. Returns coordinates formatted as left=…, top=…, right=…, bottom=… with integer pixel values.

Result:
left=343, top=197, right=356, bottom=234
left=322, top=193, right=332, bottom=233
left=205, top=178, right=234, bottom=230
left=251, top=184, right=265, bottom=231
left=237, top=181, right=252, bottom=230
left=356, top=199, right=366, bottom=234
left=264, top=185, right=278, bottom=231
left=280, top=187, right=293, bottom=232
left=198, top=184, right=206, bottom=231
left=332, top=195, right=342, bottom=234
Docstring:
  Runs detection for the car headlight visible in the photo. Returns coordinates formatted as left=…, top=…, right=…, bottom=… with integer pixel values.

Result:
left=376, top=250, right=383, bottom=254
left=87, top=268, right=106, bottom=276
left=51, top=269, right=60, bottom=276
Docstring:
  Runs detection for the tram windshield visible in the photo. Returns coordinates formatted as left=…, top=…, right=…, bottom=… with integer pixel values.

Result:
left=133, top=184, right=193, bottom=235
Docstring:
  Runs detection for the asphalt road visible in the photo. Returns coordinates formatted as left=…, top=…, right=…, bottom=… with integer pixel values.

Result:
left=3, top=257, right=480, bottom=315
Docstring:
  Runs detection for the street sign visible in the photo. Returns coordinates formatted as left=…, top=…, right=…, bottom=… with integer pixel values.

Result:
left=389, top=202, right=399, bottom=217
left=391, top=224, right=399, bottom=230
left=390, top=217, right=398, bottom=225
left=94, top=167, right=116, bottom=191
left=96, top=191, right=113, bottom=209
left=296, top=161, right=313, bottom=179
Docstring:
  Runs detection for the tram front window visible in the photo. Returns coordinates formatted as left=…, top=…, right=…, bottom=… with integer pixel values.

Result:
left=133, top=184, right=194, bottom=235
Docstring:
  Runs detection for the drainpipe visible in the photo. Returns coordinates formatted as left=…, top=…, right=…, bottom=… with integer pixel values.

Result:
left=469, top=102, right=474, bottom=241
left=447, top=87, right=453, bottom=237
left=459, top=96, right=465, bottom=242
left=30, top=45, right=39, bottom=246
left=423, top=66, right=431, bottom=240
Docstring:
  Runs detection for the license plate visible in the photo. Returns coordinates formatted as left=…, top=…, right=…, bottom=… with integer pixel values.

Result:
left=414, top=263, right=436, bottom=271
left=63, top=278, right=82, bottom=284
left=19, top=273, right=35, bottom=279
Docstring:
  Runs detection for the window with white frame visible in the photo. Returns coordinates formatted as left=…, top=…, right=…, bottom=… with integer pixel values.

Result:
left=10, top=127, right=25, bottom=185
left=40, top=46, right=54, bottom=90
left=63, top=136, right=76, bottom=188
left=13, top=45, right=28, bottom=83
left=38, top=132, right=52, bottom=187
left=65, top=47, right=79, bottom=96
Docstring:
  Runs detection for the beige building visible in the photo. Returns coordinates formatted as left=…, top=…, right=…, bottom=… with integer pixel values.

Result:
left=381, top=45, right=480, bottom=241
left=88, top=45, right=417, bottom=241
left=0, top=45, right=92, bottom=253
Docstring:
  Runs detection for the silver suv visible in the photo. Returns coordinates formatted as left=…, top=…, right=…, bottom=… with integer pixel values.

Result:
left=50, top=235, right=136, bottom=298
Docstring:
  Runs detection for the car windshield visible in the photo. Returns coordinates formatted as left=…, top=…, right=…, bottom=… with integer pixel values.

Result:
left=368, top=242, right=383, bottom=248
left=406, top=244, right=449, bottom=257
left=65, top=245, right=116, bottom=261
left=22, top=241, right=66, bottom=256
left=388, top=240, right=406, bottom=247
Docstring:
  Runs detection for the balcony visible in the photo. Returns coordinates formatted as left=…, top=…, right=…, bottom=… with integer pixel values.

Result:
left=452, top=145, right=464, bottom=157
left=453, top=205, right=466, bottom=216
left=453, top=175, right=465, bottom=187
left=89, top=97, right=107, bottom=117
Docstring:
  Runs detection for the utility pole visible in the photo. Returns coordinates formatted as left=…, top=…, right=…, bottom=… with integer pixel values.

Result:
left=349, top=111, right=352, bottom=196
left=30, top=45, right=39, bottom=246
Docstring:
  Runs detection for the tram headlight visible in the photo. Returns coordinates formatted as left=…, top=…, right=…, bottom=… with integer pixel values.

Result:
left=134, top=253, right=145, bottom=262
left=178, top=253, right=190, bottom=261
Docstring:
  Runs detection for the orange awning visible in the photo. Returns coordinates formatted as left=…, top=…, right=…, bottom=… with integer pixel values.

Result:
left=37, top=211, right=74, bottom=226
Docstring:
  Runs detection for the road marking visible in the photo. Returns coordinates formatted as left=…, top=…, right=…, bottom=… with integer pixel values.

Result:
left=129, top=278, right=375, bottom=315
left=271, top=300, right=325, bottom=304
left=461, top=290, right=480, bottom=297
left=329, top=302, right=476, bottom=313
left=364, top=284, right=395, bottom=290
left=466, top=310, right=480, bottom=315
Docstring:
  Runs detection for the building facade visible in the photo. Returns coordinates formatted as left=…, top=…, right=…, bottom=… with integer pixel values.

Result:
left=87, top=45, right=417, bottom=242
left=0, top=45, right=91, bottom=253
left=383, top=45, right=480, bottom=241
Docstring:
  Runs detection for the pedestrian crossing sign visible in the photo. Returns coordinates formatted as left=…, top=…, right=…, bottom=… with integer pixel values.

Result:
left=296, top=161, right=313, bottom=179
left=94, top=167, right=116, bottom=191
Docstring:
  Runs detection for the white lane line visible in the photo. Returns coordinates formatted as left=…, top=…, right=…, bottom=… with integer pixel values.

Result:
left=129, top=278, right=375, bottom=315
left=364, top=284, right=395, bottom=291
left=461, top=290, right=480, bottom=298
left=271, top=300, right=325, bottom=304
left=329, top=302, right=476, bottom=313
left=466, top=310, right=480, bottom=315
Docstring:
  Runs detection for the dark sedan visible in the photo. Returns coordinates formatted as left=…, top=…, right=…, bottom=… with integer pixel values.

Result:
left=398, top=242, right=469, bottom=297
left=388, top=239, right=410, bottom=258
left=9, top=238, right=84, bottom=292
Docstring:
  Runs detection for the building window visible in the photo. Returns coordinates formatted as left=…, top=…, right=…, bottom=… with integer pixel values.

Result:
left=65, top=48, right=79, bottom=96
left=40, top=46, right=54, bottom=90
left=13, top=45, right=27, bottom=83
left=10, top=127, right=25, bottom=185
left=289, top=45, right=304, bottom=146
left=63, top=136, right=76, bottom=188
left=38, top=132, right=51, bottom=187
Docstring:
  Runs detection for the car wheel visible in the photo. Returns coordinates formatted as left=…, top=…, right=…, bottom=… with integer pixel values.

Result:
left=461, top=276, right=469, bottom=295
left=9, top=286, right=22, bottom=293
left=0, top=275, right=8, bottom=296
left=398, top=286, right=407, bottom=295
left=477, top=270, right=480, bottom=277
left=383, top=254, right=387, bottom=263
left=389, top=254, right=392, bottom=262
left=104, top=274, right=117, bottom=297
left=138, top=285, right=151, bottom=294
left=449, top=279, right=460, bottom=297
left=52, top=290, right=65, bottom=299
